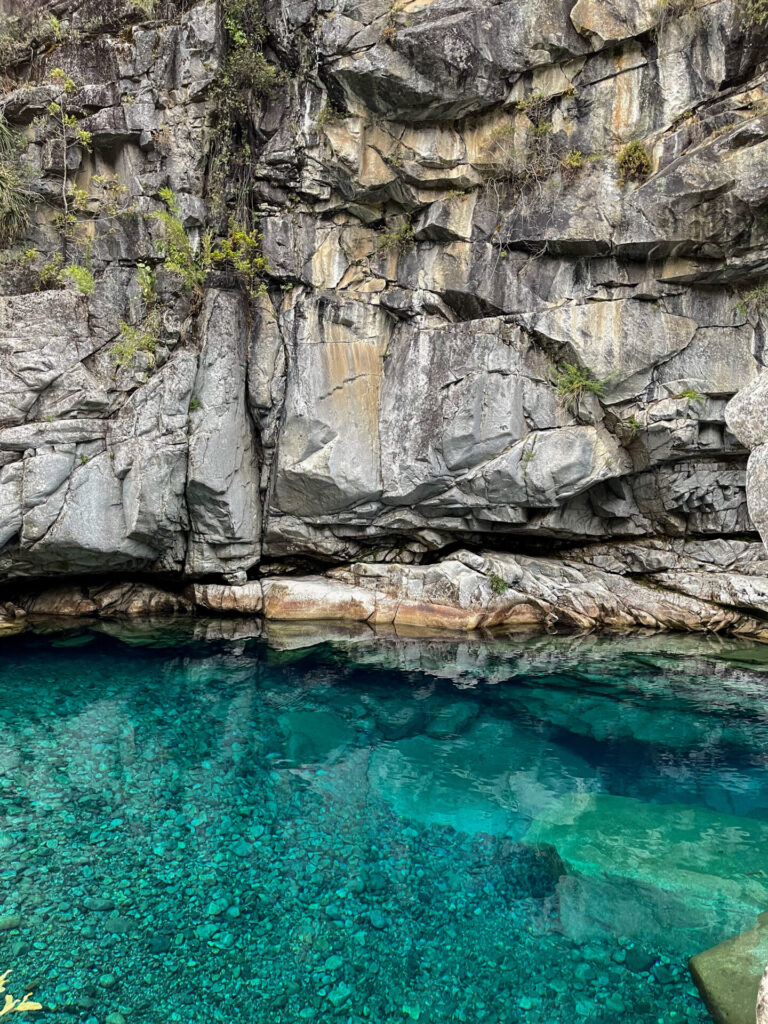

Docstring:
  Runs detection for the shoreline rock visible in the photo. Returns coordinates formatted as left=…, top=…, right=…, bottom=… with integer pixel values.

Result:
left=689, top=913, right=768, bottom=1024
left=9, top=544, right=768, bottom=642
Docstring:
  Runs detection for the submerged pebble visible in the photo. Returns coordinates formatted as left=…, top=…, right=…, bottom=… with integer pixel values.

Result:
left=2, top=630, right=764, bottom=1023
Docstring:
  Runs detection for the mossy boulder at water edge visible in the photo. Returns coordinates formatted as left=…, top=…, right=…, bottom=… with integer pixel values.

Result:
left=689, top=913, right=768, bottom=1024
left=522, top=793, right=768, bottom=951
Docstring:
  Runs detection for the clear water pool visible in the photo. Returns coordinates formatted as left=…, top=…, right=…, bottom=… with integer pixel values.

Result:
left=1, top=623, right=768, bottom=1024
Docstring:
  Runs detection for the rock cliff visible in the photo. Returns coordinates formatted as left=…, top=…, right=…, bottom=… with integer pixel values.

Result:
left=1, top=0, right=768, bottom=631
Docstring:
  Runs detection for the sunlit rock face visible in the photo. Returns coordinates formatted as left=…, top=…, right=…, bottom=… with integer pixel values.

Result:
left=1, top=0, right=768, bottom=629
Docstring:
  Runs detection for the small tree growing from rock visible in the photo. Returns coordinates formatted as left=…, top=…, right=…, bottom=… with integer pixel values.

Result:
left=42, top=69, right=92, bottom=236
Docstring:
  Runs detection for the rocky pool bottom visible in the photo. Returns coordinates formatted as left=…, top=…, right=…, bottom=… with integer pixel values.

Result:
left=1, top=625, right=768, bottom=1024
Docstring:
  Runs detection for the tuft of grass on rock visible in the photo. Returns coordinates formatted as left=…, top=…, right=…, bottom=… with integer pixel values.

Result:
left=553, top=363, right=607, bottom=408
left=489, top=573, right=510, bottom=595
left=616, top=141, right=652, bottom=185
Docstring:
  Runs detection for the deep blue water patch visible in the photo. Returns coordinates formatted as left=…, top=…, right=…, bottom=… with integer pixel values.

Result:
left=1, top=624, right=768, bottom=1023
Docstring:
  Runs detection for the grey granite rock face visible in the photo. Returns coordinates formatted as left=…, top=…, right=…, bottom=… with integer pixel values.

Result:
left=185, top=289, right=262, bottom=580
left=0, top=0, right=767, bottom=630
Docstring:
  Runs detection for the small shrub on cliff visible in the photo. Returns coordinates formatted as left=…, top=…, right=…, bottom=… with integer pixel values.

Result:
left=0, top=246, right=37, bottom=271
left=379, top=0, right=407, bottom=41
left=154, top=188, right=208, bottom=294
left=377, top=218, right=414, bottom=255
left=0, top=116, right=34, bottom=248
left=560, top=148, right=585, bottom=182
left=514, top=92, right=551, bottom=124
left=211, top=223, right=270, bottom=296
left=36, top=254, right=65, bottom=290
left=130, top=0, right=157, bottom=18
left=486, top=95, right=567, bottom=204
left=207, top=0, right=281, bottom=222
left=113, top=315, right=160, bottom=369
left=625, top=413, right=643, bottom=438
left=736, top=282, right=768, bottom=318
left=741, top=0, right=768, bottom=24
left=316, top=102, right=346, bottom=132
left=136, top=260, right=156, bottom=305
left=33, top=253, right=94, bottom=294
left=154, top=190, right=269, bottom=298
left=488, top=123, right=517, bottom=175
left=553, top=363, right=607, bottom=408
left=0, top=9, right=73, bottom=69
left=616, top=141, right=652, bottom=185
left=43, top=70, right=93, bottom=227
left=489, top=573, right=509, bottom=595
left=679, top=387, right=705, bottom=403
left=61, top=264, right=94, bottom=295
left=113, top=259, right=163, bottom=369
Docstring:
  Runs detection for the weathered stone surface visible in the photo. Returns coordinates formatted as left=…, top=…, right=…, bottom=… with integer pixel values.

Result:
left=0, top=0, right=765, bottom=628
left=689, top=913, right=768, bottom=1024
left=728, top=443, right=768, bottom=554
left=271, top=298, right=390, bottom=517
left=262, top=577, right=377, bottom=622
left=324, top=0, right=588, bottom=122
left=109, top=350, right=196, bottom=571
left=726, top=373, right=768, bottom=451
left=186, top=581, right=263, bottom=615
left=570, top=0, right=658, bottom=47
left=18, top=583, right=192, bottom=617
left=205, top=551, right=768, bottom=639
left=524, top=300, right=698, bottom=404
left=185, top=289, right=261, bottom=580
left=379, top=318, right=559, bottom=501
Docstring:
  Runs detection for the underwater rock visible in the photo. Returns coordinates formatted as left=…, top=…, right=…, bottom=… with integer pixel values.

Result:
left=423, top=697, right=479, bottom=739
left=369, top=718, right=599, bottom=836
left=524, top=794, right=768, bottom=951
left=624, top=946, right=657, bottom=973
left=277, top=709, right=356, bottom=765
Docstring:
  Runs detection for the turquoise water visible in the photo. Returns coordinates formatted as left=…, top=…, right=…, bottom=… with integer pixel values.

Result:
left=2, top=624, right=768, bottom=1023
